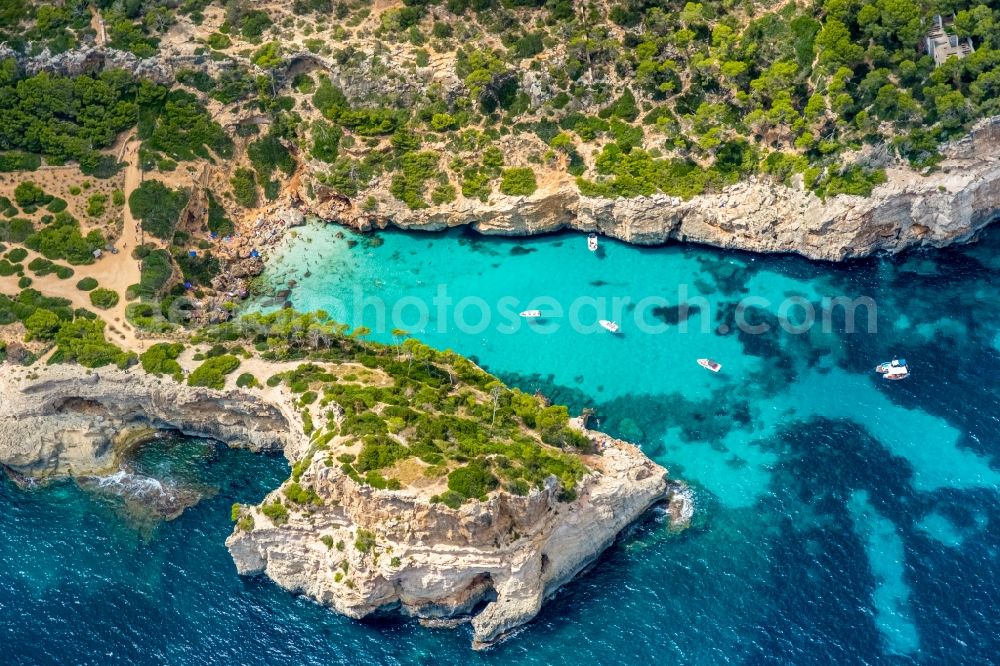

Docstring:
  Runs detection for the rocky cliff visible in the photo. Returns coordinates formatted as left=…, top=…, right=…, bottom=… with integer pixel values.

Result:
left=0, top=45, right=175, bottom=85
left=8, top=44, right=1000, bottom=263
left=326, top=116, right=1000, bottom=262
left=227, top=429, right=681, bottom=649
left=0, top=364, right=293, bottom=479
left=0, top=362, right=687, bottom=648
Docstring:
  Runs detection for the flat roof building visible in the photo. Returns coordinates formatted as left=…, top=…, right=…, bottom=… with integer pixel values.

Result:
left=925, top=15, right=974, bottom=67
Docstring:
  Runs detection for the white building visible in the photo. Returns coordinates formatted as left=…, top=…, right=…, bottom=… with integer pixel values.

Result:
left=925, top=15, right=974, bottom=67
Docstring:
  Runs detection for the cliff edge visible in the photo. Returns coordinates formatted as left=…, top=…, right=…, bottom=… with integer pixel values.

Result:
left=329, top=116, right=1000, bottom=262
left=226, top=427, right=675, bottom=649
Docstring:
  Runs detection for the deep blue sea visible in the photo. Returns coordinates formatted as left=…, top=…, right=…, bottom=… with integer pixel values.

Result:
left=4, top=223, right=1000, bottom=665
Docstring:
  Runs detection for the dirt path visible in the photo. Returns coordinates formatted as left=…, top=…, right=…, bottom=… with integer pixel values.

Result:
left=89, top=4, right=107, bottom=47
left=99, top=139, right=145, bottom=328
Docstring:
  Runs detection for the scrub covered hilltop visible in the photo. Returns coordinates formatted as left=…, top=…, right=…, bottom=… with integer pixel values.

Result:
left=1, top=0, right=999, bottom=207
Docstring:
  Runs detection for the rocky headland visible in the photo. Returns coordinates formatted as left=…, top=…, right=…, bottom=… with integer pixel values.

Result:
left=0, top=355, right=688, bottom=648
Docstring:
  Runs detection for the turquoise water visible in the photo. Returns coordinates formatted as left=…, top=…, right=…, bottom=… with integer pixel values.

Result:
left=4, top=224, right=1000, bottom=664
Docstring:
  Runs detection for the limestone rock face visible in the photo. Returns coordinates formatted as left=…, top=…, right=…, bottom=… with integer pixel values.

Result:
left=0, top=365, right=292, bottom=479
left=226, top=434, right=675, bottom=649
left=0, top=45, right=174, bottom=85
left=338, top=117, right=1000, bottom=261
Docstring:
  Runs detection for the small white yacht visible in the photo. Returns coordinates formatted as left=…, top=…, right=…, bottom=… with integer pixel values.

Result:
left=697, top=358, right=722, bottom=373
left=599, top=319, right=620, bottom=333
left=875, top=358, right=909, bottom=381
left=588, top=233, right=599, bottom=252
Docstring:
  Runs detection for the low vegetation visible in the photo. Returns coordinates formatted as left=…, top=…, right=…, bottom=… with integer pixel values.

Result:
left=0, top=289, right=133, bottom=369
left=89, top=288, right=120, bottom=310
left=197, top=309, right=592, bottom=507
left=139, top=342, right=185, bottom=381
left=187, top=354, right=241, bottom=389
left=129, top=181, right=188, bottom=240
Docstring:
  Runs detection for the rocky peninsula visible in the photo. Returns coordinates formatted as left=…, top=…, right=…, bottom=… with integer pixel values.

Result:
left=0, top=321, right=689, bottom=648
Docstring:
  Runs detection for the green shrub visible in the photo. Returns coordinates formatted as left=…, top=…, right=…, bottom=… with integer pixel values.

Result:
left=812, top=166, right=888, bottom=199
left=431, top=184, right=456, bottom=205
left=138, top=249, right=173, bottom=299
left=5, top=248, right=27, bottom=263
left=283, top=482, right=322, bottom=505
left=17, top=276, right=31, bottom=288
left=0, top=218, right=33, bottom=243
left=129, top=180, right=188, bottom=240
left=27, top=257, right=65, bottom=277
left=499, top=167, right=537, bottom=196
left=207, top=32, right=231, bottom=49
left=188, top=354, right=241, bottom=389
left=125, top=302, right=175, bottom=333
left=206, top=192, right=234, bottom=236
left=23, top=212, right=103, bottom=264
left=14, top=181, right=48, bottom=208
left=89, top=288, right=119, bottom=310
left=293, top=73, right=315, bottom=93
left=230, top=168, right=258, bottom=208
left=236, top=372, right=259, bottom=388
left=355, top=436, right=408, bottom=471
left=86, top=193, right=107, bottom=217
left=76, top=277, right=99, bottom=291
left=310, top=120, right=341, bottom=164
left=54, top=318, right=132, bottom=368
left=261, top=500, right=289, bottom=525
left=239, top=9, right=272, bottom=39
left=599, top=88, right=638, bottom=122
left=389, top=151, right=439, bottom=209
left=46, top=198, right=68, bottom=213
left=354, top=528, right=376, bottom=553
left=0, top=152, right=42, bottom=172
left=447, top=461, right=499, bottom=501
left=140, top=342, right=185, bottom=380
left=248, top=133, right=295, bottom=183
left=142, top=89, right=233, bottom=161
left=237, top=513, right=255, bottom=532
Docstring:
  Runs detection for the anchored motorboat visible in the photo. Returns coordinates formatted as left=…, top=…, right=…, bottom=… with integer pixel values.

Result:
left=697, top=358, right=722, bottom=373
left=875, top=358, right=909, bottom=380
left=599, top=319, right=620, bottom=333
left=519, top=310, right=542, bottom=318
left=588, top=233, right=599, bottom=252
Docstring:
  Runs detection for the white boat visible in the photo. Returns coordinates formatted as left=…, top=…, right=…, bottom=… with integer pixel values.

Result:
left=588, top=233, right=599, bottom=252
left=697, top=358, right=722, bottom=373
left=875, top=358, right=909, bottom=380
left=599, top=319, right=620, bottom=333
left=519, top=310, right=542, bottom=318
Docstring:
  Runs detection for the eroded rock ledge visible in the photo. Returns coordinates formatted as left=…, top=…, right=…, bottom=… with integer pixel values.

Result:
left=0, top=365, right=293, bottom=479
left=0, top=363, right=687, bottom=648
